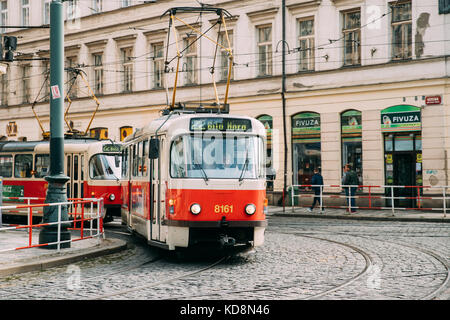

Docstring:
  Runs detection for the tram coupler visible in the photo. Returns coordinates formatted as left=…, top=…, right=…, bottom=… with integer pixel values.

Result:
left=219, top=234, right=236, bottom=247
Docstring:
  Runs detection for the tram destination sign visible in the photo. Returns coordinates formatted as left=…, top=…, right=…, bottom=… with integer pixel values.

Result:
left=102, top=144, right=122, bottom=152
left=190, top=118, right=252, bottom=132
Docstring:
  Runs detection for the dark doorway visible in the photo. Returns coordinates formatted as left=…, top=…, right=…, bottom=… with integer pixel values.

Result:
left=393, top=153, right=416, bottom=208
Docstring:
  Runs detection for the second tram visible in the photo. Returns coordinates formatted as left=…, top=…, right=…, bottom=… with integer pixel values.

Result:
left=0, top=138, right=123, bottom=221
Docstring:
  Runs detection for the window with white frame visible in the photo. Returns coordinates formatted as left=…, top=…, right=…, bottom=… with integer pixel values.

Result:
left=21, top=64, right=31, bottom=104
left=183, top=36, right=197, bottom=85
left=218, top=31, right=233, bottom=81
left=65, top=56, right=78, bottom=98
left=298, top=18, right=315, bottom=71
left=67, top=0, right=79, bottom=21
left=1, top=1, right=8, bottom=33
left=257, top=25, right=272, bottom=76
left=151, top=42, right=164, bottom=89
left=342, top=9, right=361, bottom=66
left=1, top=73, right=8, bottom=106
left=121, top=47, right=133, bottom=92
left=93, top=53, right=104, bottom=95
left=391, top=1, right=412, bottom=60
left=121, top=0, right=131, bottom=8
left=42, top=61, right=50, bottom=101
left=21, top=0, right=30, bottom=26
left=92, top=0, right=103, bottom=13
left=43, top=0, right=51, bottom=25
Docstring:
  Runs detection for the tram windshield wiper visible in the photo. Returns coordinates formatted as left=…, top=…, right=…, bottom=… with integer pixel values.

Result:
left=238, top=154, right=249, bottom=182
left=194, top=163, right=209, bottom=184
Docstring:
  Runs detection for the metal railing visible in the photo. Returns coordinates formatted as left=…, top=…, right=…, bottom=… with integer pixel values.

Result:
left=0, top=197, right=104, bottom=252
left=289, top=184, right=448, bottom=218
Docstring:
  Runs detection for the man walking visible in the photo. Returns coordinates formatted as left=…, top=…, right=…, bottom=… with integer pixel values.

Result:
left=308, top=168, right=324, bottom=213
left=343, top=164, right=358, bottom=213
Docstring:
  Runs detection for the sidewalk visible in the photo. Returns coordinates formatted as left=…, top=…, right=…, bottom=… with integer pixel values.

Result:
left=0, top=229, right=127, bottom=277
left=268, top=205, right=450, bottom=223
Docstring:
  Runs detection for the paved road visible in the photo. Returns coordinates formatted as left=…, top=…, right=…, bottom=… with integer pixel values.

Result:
left=0, top=216, right=448, bottom=300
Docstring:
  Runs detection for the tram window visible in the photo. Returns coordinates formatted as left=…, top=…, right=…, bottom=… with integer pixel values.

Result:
left=74, top=155, right=79, bottom=180
left=35, top=154, right=50, bottom=178
left=121, top=147, right=129, bottom=178
left=14, top=154, right=33, bottom=178
left=142, top=140, right=148, bottom=177
left=171, top=137, right=186, bottom=178
left=81, top=155, right=84, bottom=181
left=89, top=154, right=122, bottom=180
left=132, top=145, right=138, bottom=177
left=0, top=155, right=13, bottom=177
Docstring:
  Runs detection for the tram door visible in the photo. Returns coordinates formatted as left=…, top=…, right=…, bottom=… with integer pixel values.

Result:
left=65, top=153, right=83, bottom=200
left=393, top=153, right=416, bottom=208
left=150, top=136, right=164, bottom=243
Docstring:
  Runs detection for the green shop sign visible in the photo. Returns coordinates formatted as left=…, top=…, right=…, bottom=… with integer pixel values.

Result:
left=292, top=112, right=320, bottom=134
left=381, top=105, right=421, bottom=132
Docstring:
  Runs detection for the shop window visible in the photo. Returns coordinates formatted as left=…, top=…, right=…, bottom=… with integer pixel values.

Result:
left=257, top=115, right=274, bottom=190
left=341, top=110, right=362, bottom=184
left=292, top=112, right=321, bottom=187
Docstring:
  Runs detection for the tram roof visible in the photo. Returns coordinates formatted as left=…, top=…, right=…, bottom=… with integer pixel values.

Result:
left=125, top=112, right=266, bottom=142
left=0, top=138, right=119, bottom=153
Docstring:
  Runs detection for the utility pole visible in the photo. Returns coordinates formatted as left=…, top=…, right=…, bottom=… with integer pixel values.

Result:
left=281, top=0, right=288, bottom=212
left=39, top=0, right=71, bottom=249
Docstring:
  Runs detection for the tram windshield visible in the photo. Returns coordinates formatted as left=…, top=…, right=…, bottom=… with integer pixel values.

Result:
left=89, top=154, right=122, bottom=180
left=170, top=134, right=265, bottom=180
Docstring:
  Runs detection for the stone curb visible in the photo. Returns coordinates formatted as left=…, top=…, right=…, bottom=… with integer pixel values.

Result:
left=0, top=238, right=128, bottom=277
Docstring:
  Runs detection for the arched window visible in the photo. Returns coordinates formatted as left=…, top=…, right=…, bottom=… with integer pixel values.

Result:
left=291, top=112, right=321, bottom=186
left=257, top=115, right=274, bottom=190
left=341, top=110, right=362, bottom=184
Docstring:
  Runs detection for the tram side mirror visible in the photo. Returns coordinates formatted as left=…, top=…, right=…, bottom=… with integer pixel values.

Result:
left=149, top=138, right=160, bottom=159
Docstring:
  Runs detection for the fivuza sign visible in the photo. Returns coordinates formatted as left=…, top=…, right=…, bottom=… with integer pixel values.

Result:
left=381, top=105, right=421, bottom=132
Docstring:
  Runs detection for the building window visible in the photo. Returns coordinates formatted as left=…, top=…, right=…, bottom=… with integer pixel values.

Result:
left=42, top=61, right=50, bottom=101
left=151, top=42, right=164, bottom=89
left=121, top=47, right=133, bottom=92
left=391, top=1, right=412, bottom=60
left=342, top=9, right=361, bottom=66
left=121, top=0, right=131, bottom=8
left=22, top=64, right=31, bottom=104
left=21, top=0, right=30, bottom=26
left=183, top=36, right=197, bottom=85
left=1, top=73, right=8, bottom=106
left=1, top=1, right=8, bottom=33
left=257, top=25, right=272, bottom=76
left=292, top=112, right=321, bottom=187
left=92, top=0, right=103, bottom=13
left=93, top=53, right=103, bottom=95
left=66, top=56, right=78, bottom=98
left=43, top=0, right=51, bottom=24
left=341, top=110, right=362, bottom=185
left=257, top=115, right=274, bottom=191
left=298, top=18, right=315, bottom=71
left=439, top=0, right=450, bottom=14
left=218, top=31, right=233, bottom=81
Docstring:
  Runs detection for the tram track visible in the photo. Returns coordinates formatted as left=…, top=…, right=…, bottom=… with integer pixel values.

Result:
left=90, top=255, right=228, bottom=300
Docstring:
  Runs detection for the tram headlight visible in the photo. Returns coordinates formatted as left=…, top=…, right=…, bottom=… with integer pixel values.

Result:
left=190, top=203, right=201, bottom=215
left=245, top=204, right=256, bottom=215
left=109, top=194, right=116, bottom=201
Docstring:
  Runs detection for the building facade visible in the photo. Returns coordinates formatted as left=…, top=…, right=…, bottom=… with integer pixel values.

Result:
left=0, top=0, right=449, bottom=203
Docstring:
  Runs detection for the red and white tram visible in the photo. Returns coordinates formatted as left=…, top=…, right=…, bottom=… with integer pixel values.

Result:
left=121, top=111, right=268, bottom=250
left=0, top=138, right=122, bottom=221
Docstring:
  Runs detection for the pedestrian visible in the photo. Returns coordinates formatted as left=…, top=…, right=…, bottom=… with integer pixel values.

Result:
left=307, top=168, right=324, bottom=213
left=343, top=164, right=358, bottom=213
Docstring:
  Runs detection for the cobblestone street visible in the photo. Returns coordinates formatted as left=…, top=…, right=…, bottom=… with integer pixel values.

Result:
left=0, top=216, right=448, bottom=300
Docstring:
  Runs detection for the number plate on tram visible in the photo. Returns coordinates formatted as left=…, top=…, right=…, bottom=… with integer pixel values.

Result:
left=214, top=204, right=234, bottom=214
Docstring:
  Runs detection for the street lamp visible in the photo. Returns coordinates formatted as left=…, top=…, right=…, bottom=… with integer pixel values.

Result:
left=39, top=0, right=71, bottom=249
